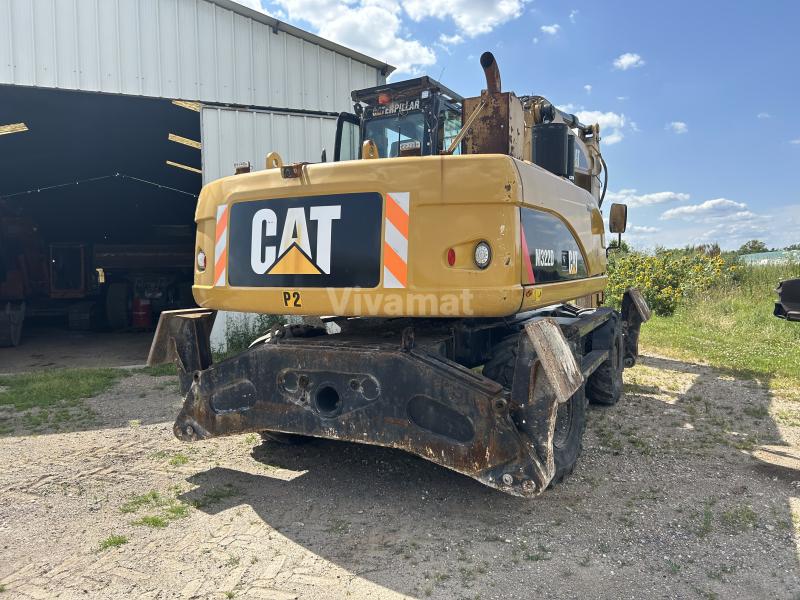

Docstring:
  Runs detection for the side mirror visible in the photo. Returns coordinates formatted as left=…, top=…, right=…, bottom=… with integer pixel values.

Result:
left=609, top=203, right=627, bottom=233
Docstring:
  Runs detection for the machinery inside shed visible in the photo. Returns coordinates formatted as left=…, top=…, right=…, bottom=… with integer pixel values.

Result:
left=0, top=85, right=202, bottom=346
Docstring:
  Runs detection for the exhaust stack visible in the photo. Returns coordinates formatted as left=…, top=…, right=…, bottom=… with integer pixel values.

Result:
left=480, top=52, right=501, bottom=94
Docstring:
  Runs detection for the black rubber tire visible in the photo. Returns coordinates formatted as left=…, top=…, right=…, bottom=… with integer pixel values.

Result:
left=550, top=385, right=587, bottom=485
left=483, top=334, right=586, bottom=485
left=260, top=431, right=312, bottom=445
left=105, top=282, right=131, bottom=330
left=587, top=320, right=624, bottom=406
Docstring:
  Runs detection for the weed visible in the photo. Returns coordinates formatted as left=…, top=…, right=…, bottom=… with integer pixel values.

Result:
left=743, top=405, right=769, bottom=419
left=697, top=499, right=715, bottom=538
left=667, top=560, right=681, bottom=574
left=99, top=534, right=128, bottom=550
left=225, top=555, right=240, bottom=567
left=121, top=491, right=163, bottom=513
left=168, top=453, right=189, bottom=467
left=721, top=505, right=757, bottom=532
left=133, top=515, right=169, bottom=528
left=225, top=592, right=235, bottom=599
left=775, top=409, right=800, bottom=428
left=326, top=518, right=350, bottom=535
left=191, top=485, right=241, bottom=509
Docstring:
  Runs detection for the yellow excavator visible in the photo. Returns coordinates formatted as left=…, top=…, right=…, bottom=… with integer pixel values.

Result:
left=149, top=52, right=650, bottom=497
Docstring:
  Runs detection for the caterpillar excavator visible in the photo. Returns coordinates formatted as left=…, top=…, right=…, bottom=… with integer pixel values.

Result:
left=148, top=52, right=650, bottom=497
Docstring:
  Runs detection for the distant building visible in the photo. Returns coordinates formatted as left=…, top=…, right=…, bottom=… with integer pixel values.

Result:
left=739, top=251, right=800, bottom=265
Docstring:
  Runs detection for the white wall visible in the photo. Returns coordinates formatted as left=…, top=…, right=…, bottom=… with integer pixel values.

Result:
left=200, top=106, right=337, bottom=183
left=0, top=0, right=382, bottom=110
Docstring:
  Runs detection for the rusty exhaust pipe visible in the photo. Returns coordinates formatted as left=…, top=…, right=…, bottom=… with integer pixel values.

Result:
left=480, top=51, right=501, bottom=94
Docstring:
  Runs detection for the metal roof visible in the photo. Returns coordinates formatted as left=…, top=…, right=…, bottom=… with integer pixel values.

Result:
left=209, top=0, right=395, bottom=75
left=0, top=0, right=391, bottom=111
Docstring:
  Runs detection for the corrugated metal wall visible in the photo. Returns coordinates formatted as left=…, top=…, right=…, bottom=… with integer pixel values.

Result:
left=0, top=0, right=381, bottom=111
left=201, top=106, right=336, bottom=183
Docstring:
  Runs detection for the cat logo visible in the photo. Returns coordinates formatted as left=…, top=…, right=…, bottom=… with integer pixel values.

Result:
left=250, top=205, right=341, bottom=276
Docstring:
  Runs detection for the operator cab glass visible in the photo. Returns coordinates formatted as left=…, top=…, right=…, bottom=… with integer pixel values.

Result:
left=334, top=76, right=464, bottom=162
left=364, top=113, right=425, bottom=158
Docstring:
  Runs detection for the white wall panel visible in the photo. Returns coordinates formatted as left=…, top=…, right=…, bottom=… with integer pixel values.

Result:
left=0, top=0, right=384, bottom=110
left=200, top=106, right=336, bottom=184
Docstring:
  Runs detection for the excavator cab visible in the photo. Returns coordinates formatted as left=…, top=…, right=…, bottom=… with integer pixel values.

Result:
left=334, top=76, right=463, bottom=161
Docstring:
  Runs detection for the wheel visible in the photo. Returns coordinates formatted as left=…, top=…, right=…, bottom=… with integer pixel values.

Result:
left=260, top=431, right=312, bottom=445
left=550, top=385, right=587, bottom=484
left=105, top=282, right=131, bottom=330
left=483, top=334, right=587, bottom=485
left=587, top=317, right=624, bottom=406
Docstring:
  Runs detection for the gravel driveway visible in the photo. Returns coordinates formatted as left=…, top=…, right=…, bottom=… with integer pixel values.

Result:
left=1, top=354, right=798, bottom=599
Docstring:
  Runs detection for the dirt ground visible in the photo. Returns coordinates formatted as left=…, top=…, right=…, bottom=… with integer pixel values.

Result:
left=1, top=354, right=799, bottom=599
left=0, top=326, right=153, bottom=374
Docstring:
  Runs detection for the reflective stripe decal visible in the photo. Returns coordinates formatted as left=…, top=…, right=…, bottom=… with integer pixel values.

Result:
left=214, top=204, right=229, bottom=286
left=384, top=192, right=409, bottom=288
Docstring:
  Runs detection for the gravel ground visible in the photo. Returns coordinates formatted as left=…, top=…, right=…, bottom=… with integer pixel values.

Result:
left=0, top=354, right=798, bottom=599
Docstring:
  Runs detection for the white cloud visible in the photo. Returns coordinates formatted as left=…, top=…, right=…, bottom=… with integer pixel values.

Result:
left=232, top=0, right=268, bottom=13
left=628, top=223, right=660, bottom=234
left=583, top=84, right=592, bottom=94
left=569, top=9, right=578, bottom=23
left=575, top=109, right=626, bottom=144
left=273, top=0, right=436, bottom=75
left=540, top=24, right=560, bottom=35
left=616, top=96, right=628, bottom=101
left=661, top=198, right=747, bottom=220
left=605, top=189, right=690, bottom=208
left=613, top=52, right=645, bottom=70
left=790, top=138, right=800, bottom=145
left=757, top=112, right=772, bottom=119
left=667, top=121, right=688, bottom=134
left=439, top=33, right=464, bottom=45
left=532, top=37, right=539, bottom=44
left=404, top=0, right=526, bottom=37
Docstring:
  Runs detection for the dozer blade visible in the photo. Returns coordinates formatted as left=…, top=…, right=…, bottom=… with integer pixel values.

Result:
left=149, top=312, right=582, bottom=498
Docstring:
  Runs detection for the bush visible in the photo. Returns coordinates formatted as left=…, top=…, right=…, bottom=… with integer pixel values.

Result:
left=222, top=313, right=285, bottom=353
left=605, top=250, right=734, bottom=316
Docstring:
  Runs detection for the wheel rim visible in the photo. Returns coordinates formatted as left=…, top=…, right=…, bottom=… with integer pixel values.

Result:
left=553, top=396, right=574, bottom=449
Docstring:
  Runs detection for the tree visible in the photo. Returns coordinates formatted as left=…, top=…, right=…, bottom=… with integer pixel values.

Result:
left=737, top=240, right=768, bottom=254
left=608, top=238, right=630, bottom=253
left=785, top=243, right=800, bottom=251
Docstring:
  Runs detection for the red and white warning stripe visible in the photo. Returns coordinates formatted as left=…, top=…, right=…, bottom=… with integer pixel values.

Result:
left=214, top=204, right=229, bottom=286
left=383, top=192, right=409, bottom=288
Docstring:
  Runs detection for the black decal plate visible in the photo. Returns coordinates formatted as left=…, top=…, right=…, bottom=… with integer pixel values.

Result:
left=521, top=208, right=587, bottom=283
left=227, top=193, right=382, bottom=288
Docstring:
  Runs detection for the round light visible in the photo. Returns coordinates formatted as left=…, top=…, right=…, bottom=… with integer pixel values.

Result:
left=474, top=241, right=491, bottom=269
left=447, top=248, right=456, bottom=266
left=196, top=249, right=207, bottom=272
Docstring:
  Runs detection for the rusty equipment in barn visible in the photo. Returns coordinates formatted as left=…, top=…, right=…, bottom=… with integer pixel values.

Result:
left=149, top=52, right=650, bottom=497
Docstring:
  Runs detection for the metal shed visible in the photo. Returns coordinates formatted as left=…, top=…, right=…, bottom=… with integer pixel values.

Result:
left=0, top=0, right=392, bottom=348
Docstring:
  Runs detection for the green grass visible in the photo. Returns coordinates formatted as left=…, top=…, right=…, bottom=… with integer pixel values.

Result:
left=641, top=263, right=800, bottom=397
left=132, top=515, right=169, bottom=528
left=0, top=368, right=125, bottom=411
left=138, top=363, right=178, bottom=377
left=99, top=534, right=128, bottom=550
left=121, top=490, right=190, bottom=528
left=0, top=368, right=126, bottom=433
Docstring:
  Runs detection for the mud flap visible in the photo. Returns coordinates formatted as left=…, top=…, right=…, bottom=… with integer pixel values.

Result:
left=621, top=287, right=651, bottom=368
left=147, top=308, right=216, bottom=393
left=509, top=318, right=583, bottom=489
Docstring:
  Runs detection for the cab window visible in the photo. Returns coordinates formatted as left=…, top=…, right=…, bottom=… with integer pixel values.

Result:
left=439, top=108, right=462, bottom=154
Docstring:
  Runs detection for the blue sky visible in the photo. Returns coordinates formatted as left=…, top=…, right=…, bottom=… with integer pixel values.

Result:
left=238, top=0, right=800, bottom=250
